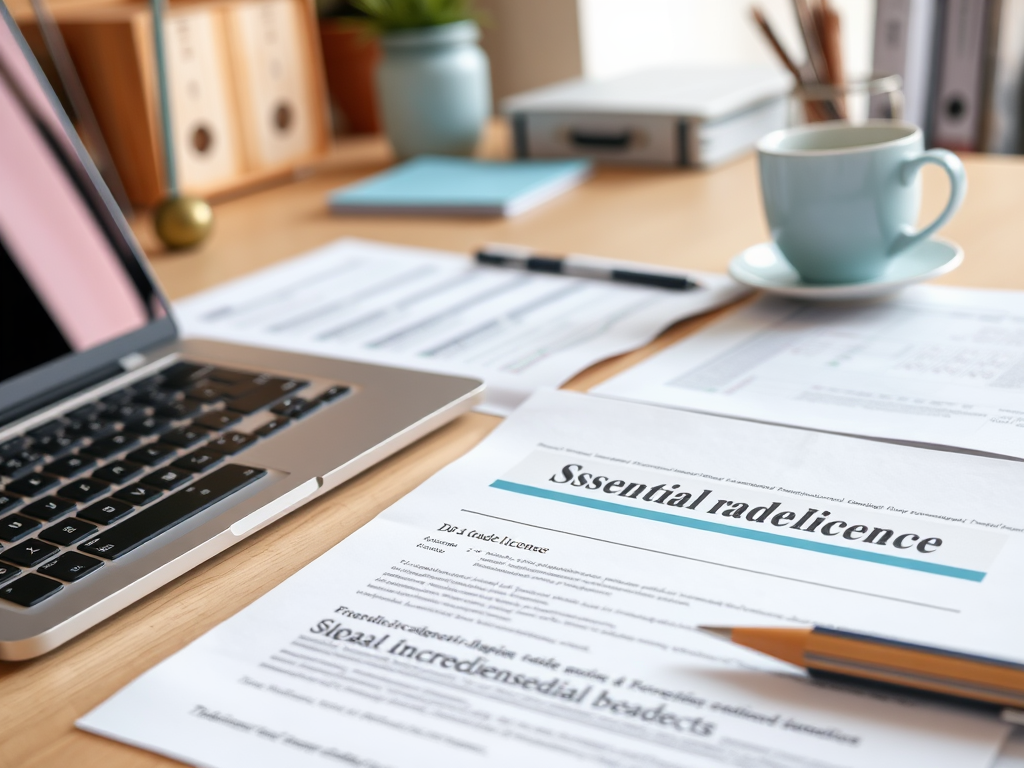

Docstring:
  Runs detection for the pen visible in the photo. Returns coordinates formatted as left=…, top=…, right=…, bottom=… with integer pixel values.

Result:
left=475, top=243, right=701, bottom=291
left=700, top=624, right=1024, bottom=715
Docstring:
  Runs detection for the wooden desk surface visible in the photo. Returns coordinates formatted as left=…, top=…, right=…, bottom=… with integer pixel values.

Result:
left=5, top=130, right=1024, bottom=768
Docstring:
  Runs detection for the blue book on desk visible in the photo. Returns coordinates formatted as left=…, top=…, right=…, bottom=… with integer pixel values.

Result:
left=328, top=155, right=592, bottom=217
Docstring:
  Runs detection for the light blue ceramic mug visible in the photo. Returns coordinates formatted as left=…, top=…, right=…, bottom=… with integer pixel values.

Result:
left=757, top=122, right=966, bottom=284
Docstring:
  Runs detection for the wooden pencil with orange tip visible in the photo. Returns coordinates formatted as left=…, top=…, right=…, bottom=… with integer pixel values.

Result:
left=701, top=625, right=1024, bottom=711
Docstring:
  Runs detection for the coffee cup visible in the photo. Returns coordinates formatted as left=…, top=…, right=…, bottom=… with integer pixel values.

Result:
left=756, top=122, right=966, bottom=284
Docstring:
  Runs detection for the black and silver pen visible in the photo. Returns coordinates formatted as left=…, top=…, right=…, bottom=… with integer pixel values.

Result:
left=475, top=243, right=701, bottom=291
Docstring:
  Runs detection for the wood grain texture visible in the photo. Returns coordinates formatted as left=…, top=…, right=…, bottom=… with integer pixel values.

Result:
left=6, top=0, right=125, bottom=21
left=16, top=0, right=331, bottom=206
left=3, top=125, right=1023, bottom=767
left=57, top=10, right=165, bottom=205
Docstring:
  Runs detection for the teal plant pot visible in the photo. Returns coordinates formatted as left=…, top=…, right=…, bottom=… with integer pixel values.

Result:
left=377, top=20, right=491, bottom=158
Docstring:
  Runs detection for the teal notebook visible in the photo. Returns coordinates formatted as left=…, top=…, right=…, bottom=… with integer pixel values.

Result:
left=328, top=156, right=592, bottom=217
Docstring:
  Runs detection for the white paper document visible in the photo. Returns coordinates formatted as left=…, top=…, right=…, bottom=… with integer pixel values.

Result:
left=79, top=390, right=1024, bottom=768
left=173, top=238, right=748, bottom=416
left=594, top=286, right=1024, bottom=458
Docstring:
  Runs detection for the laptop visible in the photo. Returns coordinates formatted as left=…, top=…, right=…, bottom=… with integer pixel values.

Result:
left=0, top=7, right=483, bottom=660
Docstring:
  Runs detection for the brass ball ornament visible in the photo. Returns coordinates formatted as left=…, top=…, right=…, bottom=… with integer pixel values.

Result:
left=154, top=195, right=213, bottom=250
left=149, top=0, right=213, bottom=251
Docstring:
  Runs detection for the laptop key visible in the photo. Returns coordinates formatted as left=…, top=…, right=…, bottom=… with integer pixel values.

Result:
left=185, top=383, right=225, bottom=403
left=133, top=373, right=164, bottom=390
left=206, top=379, right=259, bottom=398
left=28, top=419, right=68, bottom=439
left=45, top=454, right=96, bottom=478
left=0, top=564, right=20, bottom=585
left=286, top=400, right=319, bottom=419
left=226, top=379, right=307, bottom=414
left=22, top=496, right=76, bottom=522
left=272, top=397, right=314, bottom=417
left=40, top=518, right=98, bottom=546
left=142, top=467, right=193, bottom=491
left=80, top=464, right=267, bottom=560
left=2, top=452, right=44, bottom=480
left=93, top=460, right=144, bottom=484
left=38, top=552, right=103, bottom=582
left=79, top=498, right=134, bottom=525
left=161, top=426, right=210, bottom=448
left=0, top=437, right=30, bottom=458
left=126, top=443, right=178, bottom=466
left=206, top=367, right=258, bottom=385
left=123, top=416, right=172, bottom=436
left=0, top=539, right=59, bottom=568
left=318, top=384, right=351, bottom=403
left=160, top=362, right=212, bottom=389
left=7, top=473, right=60, bottom=498
left=156, top=398, right=205, bottom=421
left=0, top=573, right=63, bottom=606
left=132, top=388, right=181, bottom=408
left=0, top=514, right=41, bottom=542
left=82, top=433, right=140, bottom=460
left=34, top=433, right=79, bottom=458
left=207, top=432, right=256, bottom=455
left=113, top=484, right=163, bottom=506
left=173, top=449, right=224, bottom=472
left=100, top=387, right=137, bottom=409
left=58, top=478, right=112, bottom=503
left=193, top=410, right=241, bottom=431
left=255, top=417, right=289, bottom=438
left=105, top=403, right=151, bottom=423
left=65, top=418, right=117, bottom=440
left=0, top=493, right=23, bottom=513
left=66, top=403, right=104, bottom=421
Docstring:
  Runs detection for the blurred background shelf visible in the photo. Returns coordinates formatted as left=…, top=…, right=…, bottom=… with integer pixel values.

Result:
left=17, top=0, right=330, bottom=207
left=11, top=0, right=1024, bottom=213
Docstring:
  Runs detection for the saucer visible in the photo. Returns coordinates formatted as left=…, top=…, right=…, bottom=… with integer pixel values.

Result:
left=728, top=238, right=964, bottom=301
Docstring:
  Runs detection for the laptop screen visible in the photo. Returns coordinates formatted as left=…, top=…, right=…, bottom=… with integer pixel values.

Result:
left=0, top=11, right=172, bottom=418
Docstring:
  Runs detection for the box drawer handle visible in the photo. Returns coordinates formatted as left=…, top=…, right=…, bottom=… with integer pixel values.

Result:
left=567, top=129, right=633, bottom=149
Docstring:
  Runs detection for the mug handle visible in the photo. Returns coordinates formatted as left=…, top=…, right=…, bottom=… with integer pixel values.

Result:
left=889, top=148, right=967, bottom=255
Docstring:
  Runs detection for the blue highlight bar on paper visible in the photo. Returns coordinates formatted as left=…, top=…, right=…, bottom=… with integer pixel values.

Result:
left=489, top=480, right=986, bottom=582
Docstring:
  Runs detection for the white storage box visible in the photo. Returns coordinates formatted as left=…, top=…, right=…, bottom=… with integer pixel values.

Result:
left=502, top=65, right=794, bottom=168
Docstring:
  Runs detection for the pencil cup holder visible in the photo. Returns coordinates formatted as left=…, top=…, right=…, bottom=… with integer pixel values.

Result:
left=792, top=75, right=904, bottom=125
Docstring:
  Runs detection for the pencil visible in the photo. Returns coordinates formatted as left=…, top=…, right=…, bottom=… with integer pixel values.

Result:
left=790, top=0, right=841, bottom=119
left=751, top=7, right=803, bottom=83
left=700, top=625, right=1024, bottom=709
left=817, top=0, right=846, bottom=117
left=792, top=0, right=829, bottom=86
left=750, top=7, right=827, bottom=122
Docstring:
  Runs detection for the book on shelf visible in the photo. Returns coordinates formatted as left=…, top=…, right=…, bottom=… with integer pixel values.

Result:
left=869, top=0, right=943, bottom=136
left=870, top=0, right=1024, bottom=155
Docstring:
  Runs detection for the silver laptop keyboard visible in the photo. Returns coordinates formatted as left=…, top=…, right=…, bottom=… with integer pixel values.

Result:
left=0, top=361, right=349, bottom=608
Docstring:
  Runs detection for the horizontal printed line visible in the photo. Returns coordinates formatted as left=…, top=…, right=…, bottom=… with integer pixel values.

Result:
left=489, top=481, right=985, bottom=582
left=461, top=509, right=958, bottom=611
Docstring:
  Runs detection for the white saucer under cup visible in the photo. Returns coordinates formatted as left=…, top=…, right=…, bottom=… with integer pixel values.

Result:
left=728, top=238, right=964, bottom=301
